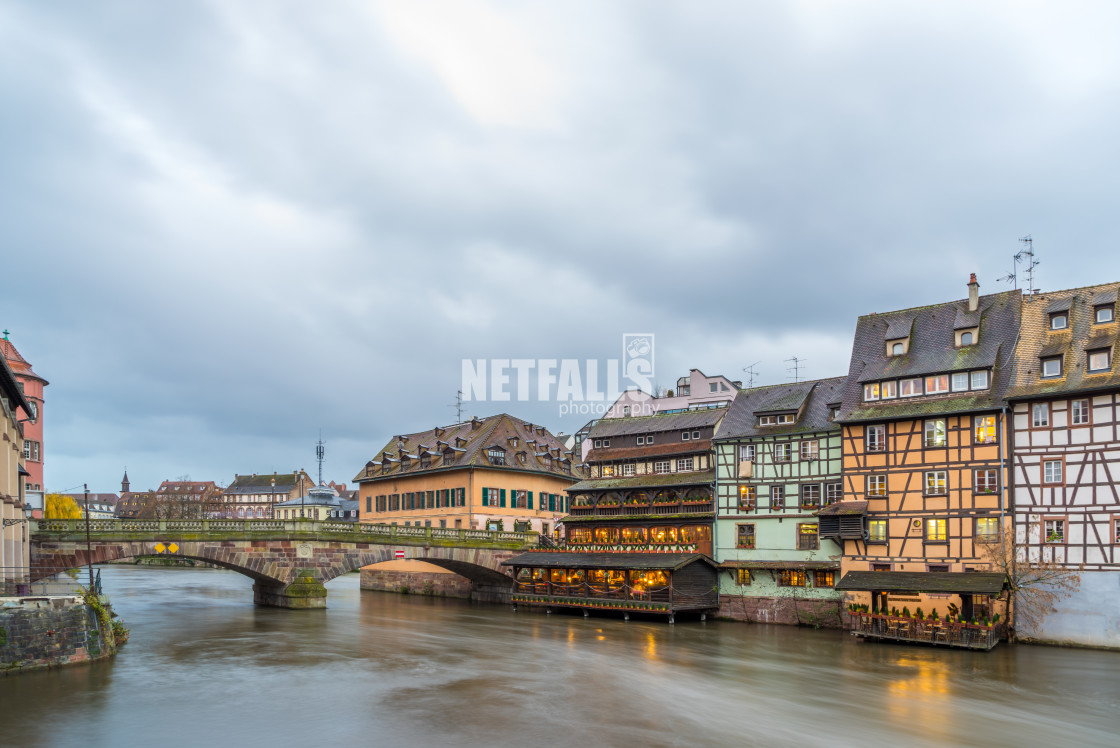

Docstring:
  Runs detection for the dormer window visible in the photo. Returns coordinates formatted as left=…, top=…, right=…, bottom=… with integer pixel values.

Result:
left=1096, top=305, right=1115, bottom=324
left=1050, top=313, right=1068, bottom=330
left=509, top=437, right=518, bottom=447
left=891, top=342, right=904, bottom=356
left=960, top=332, right=973, bottom=345
left=863, top=383, right=880, bottom=401
left=1088, top=349, right=1112, bottom=372
left=682, top=431, right=690, bottom=441
left=954, top=326, right=979, bottom=347
left=1041, top=357, right=1063, bottom=378
left=487, top=447, right=506, bottom=466
left=709, top=382, right=719, bottom=393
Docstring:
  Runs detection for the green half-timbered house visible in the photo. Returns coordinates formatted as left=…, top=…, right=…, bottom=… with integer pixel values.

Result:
left=714, top=376, right=847, bottom=626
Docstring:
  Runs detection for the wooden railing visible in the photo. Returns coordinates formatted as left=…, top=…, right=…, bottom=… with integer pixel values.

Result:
left=568, top=501, right=715, bottom=517
left=514, top=580, right=671, bottom=603
left=849, top=613, right=1000, bottom=650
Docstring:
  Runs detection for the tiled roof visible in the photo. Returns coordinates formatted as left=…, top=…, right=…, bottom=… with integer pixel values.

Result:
left=836, top=571, right=1007, bottom=594
left=585, top=439, right=712, bottom=462
left=355, top=413, right=581, bottom=483
left=226, top=473, right=306, bottom=494
left=566, top=469, right=716, bottom=493
left=816, top=500, right=867, bottom=516
left=588, top=408, right=728, bottom=438
left=837, top=288, right=1021, bottom=422
left=0, top=354, right=31, bottom=417
left=717, top=376, right=846, bottom=439
left=0, top=338, right=47, bottom=384
left=1006, top=282, right=1120, bottom=399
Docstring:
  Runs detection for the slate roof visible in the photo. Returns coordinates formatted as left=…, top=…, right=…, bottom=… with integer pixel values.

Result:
left=836, top=288, right=1021, bottom=423
left=716, top=376, right=846, bottom=440
left=586, top=439, right=713, bottom=463
left=355, top=413, right=582, bottom=483
left=1006, top=282, right=1120, bottom=399
left=816, top=500, right=867, bottom=516
left=588, top=407, right=728, bottom=438
left=0, top=354, right=31, bottom=417
left=566, top=469, right=716, bottom=493
left=836, top=571, right=1008, bottom=595
left=502, top=552, right=716, bottom=571
left=226, top=472, right=308, bottom=495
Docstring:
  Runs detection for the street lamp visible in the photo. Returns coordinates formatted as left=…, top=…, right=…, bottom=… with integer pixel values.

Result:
left=83, top=483, right=94, bottom=589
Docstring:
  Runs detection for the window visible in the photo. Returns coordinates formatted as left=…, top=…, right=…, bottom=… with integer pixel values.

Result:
left=1096, top=305, right=1115, bottom=324
left=952, top=372, right=970, bottom=392
left=602, top=439, right=610, bottom=447
left=1041, top=357, right=1062, bottom=378
left=1032, top=402, right=1050, bottom=427
left=1088, top=349, right=1111, bottom=372
left=676, top=458, right=694, bottom=472
left=973, top=415, right=997, bottom=444
left=636, top=436, right=645, bottom=445
left=1043, top=459, right=1063, bottom=485
left=682, top=431, right=690, bottom=441
left=925, top=375, right=949, bottom=394
left=770, top=485, right=785, bottom=509
left=866, top=425, right=886, bottom=452
left=798, top=523, right=819, bottom=550
left=864, top=383, right=880, bottom=401
left=974, top=469, right=999, bottom=494
left=736, top=569, right=752, bottom=585
left=924, top=419, right=947, bottom=448
left=881, top=380, right=897, bottom=399
left=976, top=517, right=999, bottom=542
left=710, top=382, right=719, bottom=393
left=925, top=470, right=947, bottom=495
left=774, top=443, right=792, bottom=462
left=892, top=342, right=904, bottom=356
left=971, top=370, right=989, bottom=390
left=960, top=331, right=974, bottom=345
left=777, top=414, right=795, bottom=425
left=594, top=440, right=602, bottom=448
left=801, top=484, right=821, bottom=509
left=487, top=447, right=506, bottom=465
left=925, top=518, right=948, bottom=542
left=692, top=430, right=700, bottom=439
left=900, top=378, right=922, bottom=397
left=737, top=524, right=756, bottom=549
left=652, top=461, right=670, bottom=474
left=867, top=475, right=887, bottom=497
left=825, top=482, right=843, bottom=503
left=871, top=563, right=892, bottom=572
left=1050, top=312, right=1068, bottom=330
left=759, top=416, right=775, bottom=426
left=739, top=444, right=756, bottom=461
left=814, top=570, right=835, bottom=587
left=602, top=465, right=616, bottom=477
left=512, top=490, right=528, bottom=509
left=800, top=440, right=819, bottom=460
left=1071, top=399, right=1091, bottom=426
left=779, top=570, right=806, bottom=587
left=868, top=519, right=887, bottom=542
left=738, top=485, right=756, bottom=510
left=622, top=463, right=635, bottom=476
left=646, top=436, right=654, bottom=445
left=1044, top=519, right=1065, bottom=544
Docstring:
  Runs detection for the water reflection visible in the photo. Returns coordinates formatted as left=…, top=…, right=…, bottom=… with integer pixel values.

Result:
left=0, top=566, right=1115, bottom=748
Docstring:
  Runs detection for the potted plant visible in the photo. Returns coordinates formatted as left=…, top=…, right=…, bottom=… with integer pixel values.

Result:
left=914, top=607, right=924, bottom=620
left=902, top=606, right=911, bottom=619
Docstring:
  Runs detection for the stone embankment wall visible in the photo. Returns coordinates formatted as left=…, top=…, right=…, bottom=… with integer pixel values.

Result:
left=0, top=596, right=116, bottom=676
left=361, top=568, right=472, bottom=599
left=1017, top=571, right=1120, bottom=649
left=717, top=595, right=846, bottom=629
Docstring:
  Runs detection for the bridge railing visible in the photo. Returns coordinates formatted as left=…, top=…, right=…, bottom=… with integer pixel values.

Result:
left=30, top=519, right=539, bottom=546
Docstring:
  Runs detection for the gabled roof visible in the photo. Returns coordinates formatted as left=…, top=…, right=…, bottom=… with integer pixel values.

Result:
left=355, top=413, right=581, bottom=483
left=0, top=337, right=48, bottom=385
left=588, top=407, right=728, bottom=439
left=717, top=376, right=846, bottom=439
left=0, top=354, right=32, bottom=418
left=225, top=472, right=308, bottom=494
left=837, top=288, right=1021, bottom=422
left=1007, top=282, right=1120, bottom=399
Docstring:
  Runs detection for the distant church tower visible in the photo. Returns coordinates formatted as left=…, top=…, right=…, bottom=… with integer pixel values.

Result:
left=122, top=470, right=130, bottom=494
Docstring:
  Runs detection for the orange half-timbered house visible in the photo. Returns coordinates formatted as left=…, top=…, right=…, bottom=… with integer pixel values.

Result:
left=832, top=277, right=1019, bottom=637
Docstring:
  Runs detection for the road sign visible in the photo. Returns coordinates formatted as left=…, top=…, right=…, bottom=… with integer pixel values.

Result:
left=395, top=550, right=405, bottom=559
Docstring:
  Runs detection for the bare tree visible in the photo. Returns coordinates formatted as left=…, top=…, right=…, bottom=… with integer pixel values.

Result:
left=979, top=520, right=1083, bottom=642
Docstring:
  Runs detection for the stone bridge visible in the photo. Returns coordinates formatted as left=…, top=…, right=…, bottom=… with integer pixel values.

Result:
left=30, top=519, right=537, bottom=608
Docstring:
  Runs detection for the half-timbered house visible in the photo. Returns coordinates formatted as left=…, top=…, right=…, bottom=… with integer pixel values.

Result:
left=1006, top=281, right=1120, bottom=647
left=514, top=406, right=731, bottom=620
left=831, top=276, right=1019, bottom=641
left=713, top=376, right=847, bottom=625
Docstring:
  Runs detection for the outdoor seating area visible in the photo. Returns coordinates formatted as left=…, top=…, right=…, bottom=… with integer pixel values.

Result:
left=848, top=611, right=1001, bottom=650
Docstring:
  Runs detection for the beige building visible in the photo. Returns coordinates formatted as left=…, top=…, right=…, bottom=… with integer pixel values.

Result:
left=355, top=414, right=584, bottom=535
left=1, top=355, right=32, bottom=589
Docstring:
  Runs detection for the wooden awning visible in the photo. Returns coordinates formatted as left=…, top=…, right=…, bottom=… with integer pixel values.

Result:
left=836, top=571, right=1008, bottom=595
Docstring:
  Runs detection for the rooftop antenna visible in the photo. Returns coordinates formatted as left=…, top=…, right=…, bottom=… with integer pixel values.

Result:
left=315, top=432, right=325, bottom=487
left=741, top=361, right=762, bottom=388
left=450, top=389, right=463, bottom=423
left=785, top=356, right=805, bottom=383
left=1019, top=234, right=1039, bottom=297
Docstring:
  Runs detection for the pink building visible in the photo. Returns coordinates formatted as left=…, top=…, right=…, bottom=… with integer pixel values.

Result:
left=1, top=333, right=47, bottom=518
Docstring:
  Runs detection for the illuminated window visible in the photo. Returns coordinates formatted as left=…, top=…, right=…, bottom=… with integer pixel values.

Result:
left=925, top=518, right=948, bottom=542
left=779, top=570, right=806, bottom=587
left=737, top=524, right=756, bottom=549
left=924, top=419, right=947, bottom=448
left=868, top=519, right=887, bottom=542
left=864, top=383, right=880, bottom=401
left=814, top=570, right=835, bottom=587
left=798, top=523, right=819, bottom=550
left=973, top=415, right=997, bottom=444
left=976, top=517, right=999, bottom=541
left=925, top=470, right=947, bottom=495
left=900, top=378, right=922, bottom=397
left=925, top=375, right=949, bottom=394
left=737, top=569, right=752, bottom=585
left=738, top=485, right=756, bottom=510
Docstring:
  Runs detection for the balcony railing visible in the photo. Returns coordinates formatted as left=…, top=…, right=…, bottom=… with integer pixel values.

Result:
left=567, top=500, right=714, bottom=517
left=849, top=613, right=1000, bottom=650
left=515, top=580, right=671, bottom=603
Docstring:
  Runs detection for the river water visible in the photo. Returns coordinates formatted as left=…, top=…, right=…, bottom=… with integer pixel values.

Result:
left=0, top=566, right=1115, bottom=748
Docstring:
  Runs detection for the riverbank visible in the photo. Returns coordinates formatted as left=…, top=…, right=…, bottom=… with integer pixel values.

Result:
left=0, top=592, right=124, bottom=676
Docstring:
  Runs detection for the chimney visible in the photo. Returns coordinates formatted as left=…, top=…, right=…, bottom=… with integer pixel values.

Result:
left=968, top=273, right=980, bottom=312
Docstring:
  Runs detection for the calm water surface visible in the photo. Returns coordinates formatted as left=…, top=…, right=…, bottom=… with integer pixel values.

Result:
left=0, top=566, right=1115, bottom=748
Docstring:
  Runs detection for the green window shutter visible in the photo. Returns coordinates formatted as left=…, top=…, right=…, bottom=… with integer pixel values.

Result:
left=549, top=494, right=556, bottom=512
left=527, top=491, right=533, bottom=509
left=500, top=488, right=507, bottom=508
left=482, top=487, right=489, bottom=507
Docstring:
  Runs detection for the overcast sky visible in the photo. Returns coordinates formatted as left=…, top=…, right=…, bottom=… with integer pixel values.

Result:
left=3, top=1, right=1118, bottom=494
